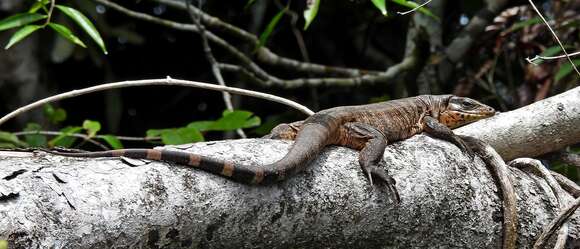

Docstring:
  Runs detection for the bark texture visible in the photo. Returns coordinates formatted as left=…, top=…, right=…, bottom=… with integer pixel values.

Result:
left=456, top=86, right=580, bottom=161
left=0, top=136, right=578, bottom=248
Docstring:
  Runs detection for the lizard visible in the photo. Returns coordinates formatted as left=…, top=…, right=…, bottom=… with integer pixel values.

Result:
left=42, top=95, right=495, bottom=202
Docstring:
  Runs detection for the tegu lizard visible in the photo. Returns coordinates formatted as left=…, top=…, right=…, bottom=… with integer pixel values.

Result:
left=44, top=95, right=495, bottom=202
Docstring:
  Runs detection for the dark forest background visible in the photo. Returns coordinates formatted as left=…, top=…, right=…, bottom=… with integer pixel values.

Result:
left=0, top=0, right=578, bottom=178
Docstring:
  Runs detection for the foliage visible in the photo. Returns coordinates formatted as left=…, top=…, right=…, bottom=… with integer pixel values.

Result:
left=147, top=110, right=261, bottom=145
left=257, top=3, right=288, bottom=49
left=0, top=105, right=261, bottom=149
left=0, top=0, right=106, bottom=53
left=462, top=3, right=579, bottom=109
left=302, top=0, right=436, bottom=30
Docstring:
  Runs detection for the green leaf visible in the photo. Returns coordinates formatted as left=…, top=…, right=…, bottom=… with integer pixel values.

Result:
left=257, top=5, right=287, bottom=49
left=392, top=0, right=438, bottom=19
left=99, top=135, right=123, bottom=149
left=371, top=0, right=387, bottom=16
left=43, top=104, right=67, bottom=124
left=160, top=127, right=204, bottom=145
left=506, top=17, right=541, bottom=33
left=55, top=5, right=107, bottom=54
left=0, top=131, right=26, bottom=147
left=29, top=0, right=50, bottom=13
left=49, top=126, right=83, bottom=148
left=244, top=0, right=257, bottom=10
left=186, top=121, right=215, bottom=132
left=4, top=25, right=42, bottom=49
left=0, top=240, right=7, bottom=249
left=243, top=116, right=261, bottom=128
left=82, top=120, right=101, bottom=138
left=540, top=46, right=564, bottom=58
left=0, top=143, right=16, bottom=149
left=48, top=23, right=86, bottom=48
left=209, top=110, right=260, bottom=131
left=24, top=123, right=47, bottom=147
left=0, top=13, right=46, bottom=31
left=303, top=0, right=320, bottom=30
left=555, top=59, right=580, bottom=83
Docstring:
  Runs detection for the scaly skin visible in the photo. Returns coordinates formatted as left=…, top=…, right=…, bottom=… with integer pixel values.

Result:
left=44, top=95, right=495, bottom=199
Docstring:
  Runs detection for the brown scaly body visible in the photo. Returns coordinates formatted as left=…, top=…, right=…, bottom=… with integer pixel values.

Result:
left=44, top=95, right=495, bottom=201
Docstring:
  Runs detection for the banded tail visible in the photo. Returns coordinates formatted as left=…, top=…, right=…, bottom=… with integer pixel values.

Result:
left=42, top=123, right=334, bottom=185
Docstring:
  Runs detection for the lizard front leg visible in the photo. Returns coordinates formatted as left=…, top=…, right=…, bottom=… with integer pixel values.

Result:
left=422, top=116, right=474, bottom=159
left=336, top=122, right=400, bottom=203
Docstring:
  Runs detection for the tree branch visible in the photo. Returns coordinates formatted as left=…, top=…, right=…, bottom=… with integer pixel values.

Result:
left=150, top=0, right=381, bottom=77
left=0, top=78, right=314, bottom=127
left=456, top=86, right=580, bottom=160
left=1, top=134, right=578, bottom=247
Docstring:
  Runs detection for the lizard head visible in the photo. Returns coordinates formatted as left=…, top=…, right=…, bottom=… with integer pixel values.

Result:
left=439, top=96, right=495, bottom=128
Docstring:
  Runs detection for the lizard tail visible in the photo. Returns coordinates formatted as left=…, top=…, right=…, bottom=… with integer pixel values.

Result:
left=42, top=148, right=276, bottom=184
left=42, top=120, right=334, bottom=185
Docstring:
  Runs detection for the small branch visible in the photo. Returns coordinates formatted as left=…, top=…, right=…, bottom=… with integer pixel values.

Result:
left=397, top=0, right=433, bottom=15
left=527, top=0, right=580, bottom=78
left=526, top=51, right=580, bottom=65
left=12, top=131, right=161, bottom=142
left=532, top=196, right=580, bottom=249
left=509, top=158, right=570, bottom=249
left=187, top=0, right=246, bottom=138
left=12, top=130, right=110, bottom=150
left=149, top=0, right=381, bottom=77
left=44, top=0, right=56, bottom=26
left=551, top=171, right=580, bottom=198
left=92, top=0, right=405, bottom=89
left=0, top=78, right=314, bottom=128
left=218, top=63, right=268, bottom=86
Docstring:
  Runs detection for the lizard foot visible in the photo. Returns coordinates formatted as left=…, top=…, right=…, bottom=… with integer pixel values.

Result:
left=363, top=165, right=400, bottom=204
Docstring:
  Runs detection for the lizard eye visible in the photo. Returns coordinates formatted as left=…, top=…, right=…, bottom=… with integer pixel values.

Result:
left=462, top=100, right=475, bottom=108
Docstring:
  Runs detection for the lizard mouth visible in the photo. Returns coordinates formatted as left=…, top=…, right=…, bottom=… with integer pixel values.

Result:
left=439, top=109, right=495, bottom=128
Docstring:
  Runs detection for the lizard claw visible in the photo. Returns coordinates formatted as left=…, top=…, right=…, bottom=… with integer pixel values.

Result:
left=453, top=137, right=475, bottom=161
left=363, top=165, right=400, bottom=204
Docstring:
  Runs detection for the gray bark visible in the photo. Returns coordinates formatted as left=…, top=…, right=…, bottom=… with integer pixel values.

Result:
left=457, top=86, right=580, bottom=161
left=0, top=135, right=578, bottom=248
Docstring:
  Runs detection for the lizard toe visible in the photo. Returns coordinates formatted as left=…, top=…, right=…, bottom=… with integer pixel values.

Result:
left=363, top=165, right=400, bottom=204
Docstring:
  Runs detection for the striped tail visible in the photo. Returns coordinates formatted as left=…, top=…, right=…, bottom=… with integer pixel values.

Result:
left=43, top=148, right=275, bottom=184
left=43, top=120, right=334, bottom=185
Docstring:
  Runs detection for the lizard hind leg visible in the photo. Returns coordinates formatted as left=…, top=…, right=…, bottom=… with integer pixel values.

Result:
left=262, top=121, right=304, bottom=140
left=338, top=122, right=400, bottom=204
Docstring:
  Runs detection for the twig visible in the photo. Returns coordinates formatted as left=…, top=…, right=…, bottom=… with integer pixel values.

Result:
left=91, top=0, right=279, bottom=85
left=509, top=158, right=570, bottom=249
left=43, top=0, right=56, bottom=26
left=149, top=0, right=380, bottom=77
left=274, top=0, right=310, bottom=63
left=187, top=0, right=246, bottom=138
left=218, top=63, right=268, bottom=85
left=12, top=130, right=161, bottom=142
left=551, top=171, right=580, bottom=198
left=92, top=0, right=411, bottom=88
left=526, top=51, right=580, bottom=65
left=397, top=0, right=432, bottom=15
left=12, top=130, right=110, bottom=150
left=0, top=77, right=314, bottom=128
left=532, top=196, right=580, bottom=248
left=527, top=0, right=580, bottom=78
